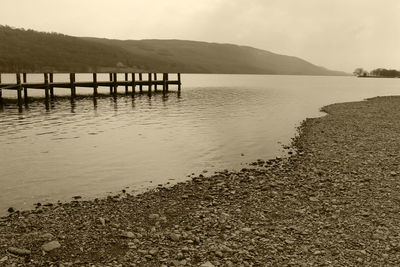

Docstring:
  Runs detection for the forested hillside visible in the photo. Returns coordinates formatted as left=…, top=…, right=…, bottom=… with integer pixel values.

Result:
left=0, top=26, right=346, bottom=75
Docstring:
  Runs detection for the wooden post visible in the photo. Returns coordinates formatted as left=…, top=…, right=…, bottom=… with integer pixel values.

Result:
left=16, top=73, right=22, bottom=104
left=154, top=73, right=158, bottom=92
left=44, top=73, right=49, bottom=99
left=49, top=73, right=54, bottom=99
left=131, top=73, right=136, bottom=96
left=163, top=73, right=167, bottom=93
left=70, top=73, right=76, bottom=97
left=0, top=73, right=2, bottom=101
left=178, top=73, right=181, bottom=92
left=93, top=73, right=98, bottom=96
left=109, top=73, right=113, bottom=94
left=148, top=73, right=152, bottom=96
left=125, top=73, right=129, bottom=94
left=23, top=73, right=28, bottom=101
left=139, top=73, right=143, bottom=93
left=113, top=73, right=117, bottom=94
left=165, top=73, right=169, bottom=92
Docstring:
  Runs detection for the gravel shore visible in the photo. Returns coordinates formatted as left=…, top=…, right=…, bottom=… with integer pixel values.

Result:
left=2, top=96, right=400, bottom=266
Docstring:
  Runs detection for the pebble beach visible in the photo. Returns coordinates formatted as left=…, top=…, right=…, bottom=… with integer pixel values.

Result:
left=2, top=96, right=400, bottom=266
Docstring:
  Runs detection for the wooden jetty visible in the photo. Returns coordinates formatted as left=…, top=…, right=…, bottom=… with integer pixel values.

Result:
left=0, top=72, right=181, bottom=104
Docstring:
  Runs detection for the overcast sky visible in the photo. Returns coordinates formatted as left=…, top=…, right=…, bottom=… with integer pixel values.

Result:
left=1, top=0, right=399, bottom=72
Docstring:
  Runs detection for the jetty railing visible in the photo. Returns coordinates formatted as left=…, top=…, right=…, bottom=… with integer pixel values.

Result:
left=0, top=72, right=181, bottom=104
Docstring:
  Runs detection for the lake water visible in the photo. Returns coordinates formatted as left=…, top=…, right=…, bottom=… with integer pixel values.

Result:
left=1, top=74, right=400, bottom=215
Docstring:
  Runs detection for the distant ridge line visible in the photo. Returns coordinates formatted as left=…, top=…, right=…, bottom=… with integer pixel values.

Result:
left=0, top=25, right=347, bottom=76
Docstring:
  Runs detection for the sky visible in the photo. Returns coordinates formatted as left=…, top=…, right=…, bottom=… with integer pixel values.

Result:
left=1, top=0, right=400, bottom=72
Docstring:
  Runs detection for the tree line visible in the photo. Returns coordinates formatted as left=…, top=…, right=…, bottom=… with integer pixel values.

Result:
left=0, top=25, right=141, bottom=72
left=353, top=68, right=400, bottom=78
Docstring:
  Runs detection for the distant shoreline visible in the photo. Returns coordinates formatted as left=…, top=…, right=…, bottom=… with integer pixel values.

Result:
left=357, top=75, right=400, bottom=78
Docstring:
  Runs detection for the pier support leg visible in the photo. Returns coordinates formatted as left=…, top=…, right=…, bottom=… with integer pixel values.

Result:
left=131, top=73, right=136, bottom=96
left=139, top=73, right=143, bottom=93
left=109, top=73, right=113, bottom=94
left=44, top=73, right=49, bottom=99
left=23, top=73, right=28, bottom=102
left=0, top=73, right=2, bottom=102
left=93, top=73, right=98, bottom=96
left=49, top=73, right=54, bottom=99
left=70, top=73, right=76, bottom=98
left=113, top=73, right=117, bottom=94
left=125, top=73, right=129, bottom=94
left=163, top=73, right=168, bottom=93
left=148, top=73, right=152, bottom=96
left=166, top=73, right=169, bottom=92
left=16, top=73, right=22, bottom=105
left=178, top=73, right=181, bottom=93
left=154, top=73, right=158, bottom=92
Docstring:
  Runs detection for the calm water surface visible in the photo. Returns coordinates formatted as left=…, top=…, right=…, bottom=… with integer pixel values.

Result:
left=1, top=74, right=400, bottom=215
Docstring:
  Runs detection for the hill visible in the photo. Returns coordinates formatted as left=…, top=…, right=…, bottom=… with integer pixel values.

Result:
left=0, top=26, right=346, bottom=75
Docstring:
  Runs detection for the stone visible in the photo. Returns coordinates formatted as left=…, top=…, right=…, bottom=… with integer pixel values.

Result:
left=128, top=242, right=137, bottom=249
left=41, top=241, right=61, bottom=252
left=200, top=262, right=215, bottom=267
left=176, top=252, right=184, bottom=260
left=149, top=248, right=158, bottom=255
left=215, top=250, right=223, bottom=257
left=0, top=256, right=7, bottom=263
left=149, top=214, right=160, bottom=220
left=390, top=171, right=397, bottom=176
left=99, top=217, right=106, bottom=226
left=309, top=197, right=319, bottom=202
left=40, top=233, right=55, bottom=241
left=170, top=233, right=181, bottom=241
left=242, top=227, right=252, bottom=233
left=8, top=247, right=31, bottom=256
left=372, top=232, right=387, bottom=240
left=313, top=250, right=322, bottom=255
left=121, top=231, right=135, bottom=238
left=285, top=239, right=295, bottom=245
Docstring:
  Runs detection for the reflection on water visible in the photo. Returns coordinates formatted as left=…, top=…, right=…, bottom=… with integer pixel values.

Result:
left=1, top=74, right=400, bottom=215
left=0, top=88, right=180, bottom=113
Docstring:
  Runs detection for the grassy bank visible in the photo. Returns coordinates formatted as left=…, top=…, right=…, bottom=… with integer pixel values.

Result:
left=1, top=96, right=400, bottom=266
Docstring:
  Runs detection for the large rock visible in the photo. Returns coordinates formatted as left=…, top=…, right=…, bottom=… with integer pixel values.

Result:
left=41, top=241, right=61, bottom=252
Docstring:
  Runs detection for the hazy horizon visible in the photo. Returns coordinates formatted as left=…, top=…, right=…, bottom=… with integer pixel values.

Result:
left=1, top=0, right=399, bottom=73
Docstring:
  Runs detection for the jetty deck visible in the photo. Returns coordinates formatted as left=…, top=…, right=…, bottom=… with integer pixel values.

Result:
left=0, top=72, right=181, bottom=104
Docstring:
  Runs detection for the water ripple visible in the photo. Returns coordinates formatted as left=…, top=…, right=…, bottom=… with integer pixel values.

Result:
left=1, top=74, right=400, bottom=215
